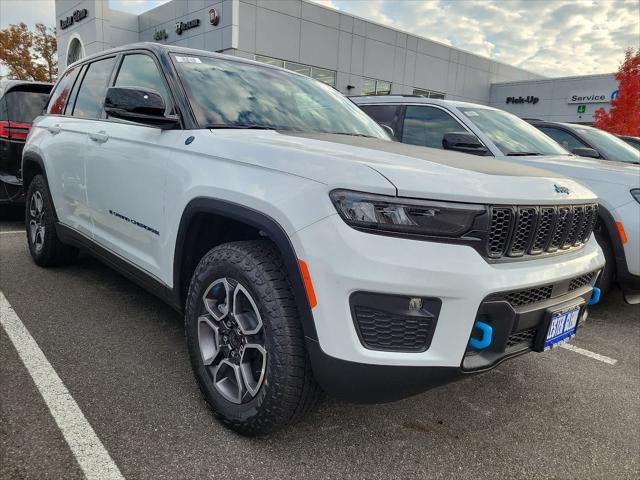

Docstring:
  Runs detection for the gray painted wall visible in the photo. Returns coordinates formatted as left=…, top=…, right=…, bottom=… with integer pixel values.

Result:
left=490, top=73, right=617, bottom=124
left=55, top=0, right=542, bottom=103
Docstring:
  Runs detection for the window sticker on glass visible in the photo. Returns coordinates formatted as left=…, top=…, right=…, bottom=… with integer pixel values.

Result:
left=175, top=56, right=202, bottom=64
left=465, top=111, right=479, bottom=117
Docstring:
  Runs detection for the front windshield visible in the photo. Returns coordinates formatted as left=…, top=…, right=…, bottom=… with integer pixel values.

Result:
left=172, top=54, right=388, bottom=138
left=573, top=126, right=640, bottom=164
left=458, top=107, right=569, bottom=156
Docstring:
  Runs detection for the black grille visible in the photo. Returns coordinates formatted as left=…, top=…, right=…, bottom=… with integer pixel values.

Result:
left=531, top=207, right=555, bottom=254
left=491, top=270, right=598, bottom=308
left=507, top=327, right=537, bottom=348
left=509, top=207, right=536, bottom=256
left=504, top=285, right=553, bottom=306
left=487, top=204, right=597, bottom=259
left=568, top=271, right=597, bottom=291
left=488, top=208, right=513, bottom=256
left=353, top=305, right=436, bottom=352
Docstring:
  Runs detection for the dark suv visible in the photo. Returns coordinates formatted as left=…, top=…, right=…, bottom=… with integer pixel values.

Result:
left=0, top=80, right=52, bottom=205
left=526, top=119, right=640, bottom=165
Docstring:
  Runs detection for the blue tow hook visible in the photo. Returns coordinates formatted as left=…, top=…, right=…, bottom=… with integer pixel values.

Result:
left=588, top=287, right=601, bottom=305
left=469, top=320, right=493, bottom=350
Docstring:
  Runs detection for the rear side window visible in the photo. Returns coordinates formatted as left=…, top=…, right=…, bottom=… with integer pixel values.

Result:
left=48, top=68, right=80, bottom=114
left=538, top=127, right=588, bottom=152
left=5, top=90, right=49, bottom=123
left=73, top=57, right=116, bottom=119
left=359, top=104, right=401, bottom=136
left=402, top=106, right=466, bottom=149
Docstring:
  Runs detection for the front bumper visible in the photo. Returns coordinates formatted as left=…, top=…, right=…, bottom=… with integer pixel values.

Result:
left=293, top=214, right=605, bottom=401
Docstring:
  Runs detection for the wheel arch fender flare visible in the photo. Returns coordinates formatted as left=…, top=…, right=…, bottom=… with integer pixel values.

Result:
left=173, top=197, right=319, bottom=341
left=21, top=152, right=60, bottom=222
left=596, top=205, right=626, bottom=272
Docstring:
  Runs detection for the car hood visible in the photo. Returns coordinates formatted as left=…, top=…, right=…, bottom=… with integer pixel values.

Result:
left=498, top=155, right=640, bottom=185
left=500, top=154, right=640, bottom=188
left=208, top=130, right=597, bottom=204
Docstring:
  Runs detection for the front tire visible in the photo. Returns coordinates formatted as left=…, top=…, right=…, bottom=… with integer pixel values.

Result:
left=25, top=174, right=78, bottom=267
left=185, top=240, right=321, bottom=436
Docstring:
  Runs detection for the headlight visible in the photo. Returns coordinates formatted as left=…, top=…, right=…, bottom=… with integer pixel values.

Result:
left=631, top=189, right=640, bottom=204
left=330, top=189, right=485, bottom=237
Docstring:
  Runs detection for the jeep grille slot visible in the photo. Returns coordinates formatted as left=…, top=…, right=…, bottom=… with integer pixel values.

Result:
left=488, top=207, right=513, bottom=257
left=487, top=204, right=597, bottom=259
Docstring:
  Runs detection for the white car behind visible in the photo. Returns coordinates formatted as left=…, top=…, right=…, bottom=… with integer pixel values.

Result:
left=354, top=96, right=640, bottom=303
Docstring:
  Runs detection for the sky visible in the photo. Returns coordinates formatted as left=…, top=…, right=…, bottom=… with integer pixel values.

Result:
left=0, top=0, right=638, bottom=77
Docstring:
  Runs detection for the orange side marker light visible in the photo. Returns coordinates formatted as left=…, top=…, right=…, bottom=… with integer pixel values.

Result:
left=615, top=221, right=627, bottom=245
left=298, top=260, right=317, bottom=309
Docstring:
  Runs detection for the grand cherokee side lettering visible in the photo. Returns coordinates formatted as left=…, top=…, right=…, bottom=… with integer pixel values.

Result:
left=109, top=210, right=159, bottom=236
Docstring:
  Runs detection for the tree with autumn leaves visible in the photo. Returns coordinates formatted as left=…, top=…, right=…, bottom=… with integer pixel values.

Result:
left=594, top=49, right=640, bottom=136
left=0, top=23, right=57, bottom=82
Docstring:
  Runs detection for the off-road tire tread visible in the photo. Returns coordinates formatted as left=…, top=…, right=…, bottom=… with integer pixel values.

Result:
left=185, top=240, right=321, bottom=436
left=25, top=175, right=78, bottom=267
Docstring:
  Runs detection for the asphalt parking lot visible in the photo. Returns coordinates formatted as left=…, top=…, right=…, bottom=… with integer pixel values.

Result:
left=1, top=213, right=639, bottom=480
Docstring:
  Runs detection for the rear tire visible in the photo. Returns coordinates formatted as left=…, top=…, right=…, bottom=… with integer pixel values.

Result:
left=184, top=240, right=321, bottom=436
left=25, top=175, right=78, bottom=267
left=595, top=230, right=614, bottom=296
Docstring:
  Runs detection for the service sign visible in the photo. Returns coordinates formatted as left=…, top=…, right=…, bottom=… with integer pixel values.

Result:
left=567, top=91, right=612, bottom=104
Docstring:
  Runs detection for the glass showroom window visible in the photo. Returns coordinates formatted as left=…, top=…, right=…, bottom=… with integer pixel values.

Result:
left=254, top=55, right=284, bottom=68
left=253, top=55, right=336, bottom=87
left=363, top=78, right=392, bottom=96
left=311, top=66, right=336, bottom=87
left=413, top=88, right=445, bottom=99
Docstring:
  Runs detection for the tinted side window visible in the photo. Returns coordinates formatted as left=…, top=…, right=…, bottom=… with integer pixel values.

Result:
left=73, top=57, right=116, bottom=119
left=114, top=54, right=170, bottom=111
left=0, top=97, right=7, bottom=121
left=359, top=105, right=401, bottom=136
left=6, top=91, right=49, bottom=123
left=402, top=106, right=466, bottom=149
left=538, top=127, right=588, bottom=151
left=64, top=64, right=86, bottom=116
left=47, top=68, right=80, bottom=114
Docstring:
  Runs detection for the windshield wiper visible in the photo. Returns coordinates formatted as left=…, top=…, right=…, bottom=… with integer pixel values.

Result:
left=206, top=123, right=285, bottom=130
left=326, top=132, right=376, bottom=138
left=506, top=152, right=544, bottom=156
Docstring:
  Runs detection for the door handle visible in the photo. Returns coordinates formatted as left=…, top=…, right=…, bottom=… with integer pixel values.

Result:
left=88, top=131, right=109, bottom=143
left=48, top=124, right=61, bottom=135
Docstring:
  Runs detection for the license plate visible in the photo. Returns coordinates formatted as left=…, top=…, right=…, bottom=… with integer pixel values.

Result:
left=544, top=306, right=580, bottom=350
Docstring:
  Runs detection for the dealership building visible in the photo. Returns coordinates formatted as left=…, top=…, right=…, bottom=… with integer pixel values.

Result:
left=54, top=0, right=617, bottom=124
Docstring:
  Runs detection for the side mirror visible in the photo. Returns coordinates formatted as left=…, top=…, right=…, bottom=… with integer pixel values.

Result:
left=571, top=147, right=600, bottom=159
left=442, top=132, right=488, bottom=156
left=104, top=86, right=179, bottom=129
left=379, top=123, right=395, bottom=139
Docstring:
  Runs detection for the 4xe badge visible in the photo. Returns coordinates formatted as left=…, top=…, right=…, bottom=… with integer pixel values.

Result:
left=554, top=184, right=570, bottom=195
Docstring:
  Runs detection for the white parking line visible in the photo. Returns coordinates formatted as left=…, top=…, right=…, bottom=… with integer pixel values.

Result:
left=560, top=343, right=618, bottom=365
left=0, top=230, right=23, bottom=235
left=0, top=291, right=125, bottom=480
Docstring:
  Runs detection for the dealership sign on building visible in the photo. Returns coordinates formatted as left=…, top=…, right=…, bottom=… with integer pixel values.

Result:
left=567, top=91, right=615, bottom=104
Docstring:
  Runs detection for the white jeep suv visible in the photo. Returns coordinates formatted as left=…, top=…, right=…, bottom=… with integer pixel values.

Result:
left=23, top=44, right=604, bottom=435
left=354, top=96, right=639, bottom=303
